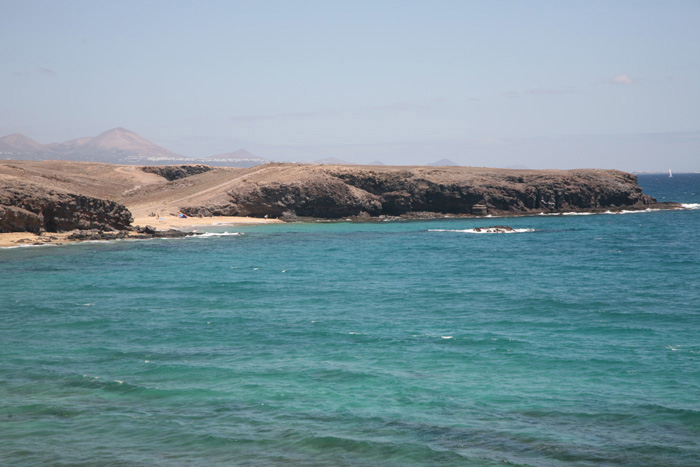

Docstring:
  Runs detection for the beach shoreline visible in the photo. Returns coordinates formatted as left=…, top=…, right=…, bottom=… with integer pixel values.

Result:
left=0, top=215, right=282, bottom=248
left=2, top=203, right=692, bottom=248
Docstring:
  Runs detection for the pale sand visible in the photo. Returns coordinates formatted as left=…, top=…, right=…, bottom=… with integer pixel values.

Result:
left=0, top=232, right=75, bottom=248
left=131, top=215, right=282, bottom=230
left=0, top=216, right=282, bottom=248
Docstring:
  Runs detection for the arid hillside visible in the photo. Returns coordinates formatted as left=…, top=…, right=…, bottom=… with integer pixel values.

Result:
left=0, top=160, right=667, bottom=233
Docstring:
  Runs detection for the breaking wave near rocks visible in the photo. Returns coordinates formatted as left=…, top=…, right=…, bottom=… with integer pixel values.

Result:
left=429, top=226, right=535, bottom=234
left=195, top=232, right=244, bottom=238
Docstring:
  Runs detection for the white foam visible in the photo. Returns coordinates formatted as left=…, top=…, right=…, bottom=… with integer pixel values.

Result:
left=537, top=212, right=588, bottom=216
left=429, top=228, right=534, bottom=234
left=441, top=336, right=453, bottom=339
left=196, top=232, right=244, bottom=237
left=538, top=209, right=664, bottom=216
left=682, top=203, right=700, bottom=209
left=0, top=243, right=58, bottom=249
left=606, top=208, right=664, bottom=214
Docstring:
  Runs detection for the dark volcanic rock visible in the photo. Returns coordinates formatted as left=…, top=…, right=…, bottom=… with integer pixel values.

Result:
left=136, top=225, right=158, bottom=235
left=0, top=179, right=133, bottom=233
left=474, top=225, right=514, bottom=233
left=67, top=229, right=130, bottom=241
left=0, top=205, right=44, bottom=233
left=66, top=227, right=201, bottom=242
left=142, top=165, right=212, bottom=181
left=152, top=228, right=194, bottom=238
left=134, top=225, right=195, bottom=238
left=179, top=164, right=659, bottom=220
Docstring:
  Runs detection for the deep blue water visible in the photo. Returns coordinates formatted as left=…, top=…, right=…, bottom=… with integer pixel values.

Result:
left=1, top=174, right=699, bottom=466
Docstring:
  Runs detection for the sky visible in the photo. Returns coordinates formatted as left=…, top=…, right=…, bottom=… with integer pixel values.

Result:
left=1, top=0, right=699, bottom=171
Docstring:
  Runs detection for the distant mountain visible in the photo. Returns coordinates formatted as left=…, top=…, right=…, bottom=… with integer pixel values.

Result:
left=368, top=160, right=385, bottom=166
left=46, top=136, right=92, bottom=152
left=206, top=149, right=271, bottom=168
left=313, top=157, right=354, bottom=165
left=0, top=134, right=46, bottom=153
left=59, top=128, right=184, bottom=162
left=0, top=140, right=17, bottom=153
left=427, top=159, right=459, bottom=166
left=505, top=164, right=531, bottom=170
left=0, top=128, right=188, bottom=164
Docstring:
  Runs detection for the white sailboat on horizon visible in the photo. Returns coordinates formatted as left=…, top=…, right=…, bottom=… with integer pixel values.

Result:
left=669, top=168, right=673, bottom=178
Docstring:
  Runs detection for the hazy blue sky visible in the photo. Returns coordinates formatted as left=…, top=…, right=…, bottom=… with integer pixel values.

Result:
left=2, top=0, right=699, bottom=170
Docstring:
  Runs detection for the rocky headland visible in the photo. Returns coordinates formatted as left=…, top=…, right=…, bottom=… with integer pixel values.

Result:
left=0, top=160, right=678, bottom=244
left=0, top=178, right=132, bottom=233
left=176, top=164, right=665, bottom=219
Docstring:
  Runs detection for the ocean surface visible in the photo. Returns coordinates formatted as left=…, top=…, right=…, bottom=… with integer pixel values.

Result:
left=1, top=173, right=699, bottom=466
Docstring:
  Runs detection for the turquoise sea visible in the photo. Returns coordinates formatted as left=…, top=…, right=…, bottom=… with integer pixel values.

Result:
left=1, top=174, right=699, bottom=466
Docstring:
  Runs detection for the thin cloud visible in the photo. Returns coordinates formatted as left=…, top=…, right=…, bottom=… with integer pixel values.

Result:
left=368, top=101, right=413, bottom=112
left=230, top=99, right=443, bottom=123
left=367, top=101, right=433, bottom=112
left=230, top=109, right=339, bottom=123
left=524, top=87, right=576, bottom=95
left=597, top=74, right=636, bottom=86
left=37, top=66, right=57, bottom=76
left=502, top=91, right=520, bottom=99
left=11, top=66, right=57, bottom=78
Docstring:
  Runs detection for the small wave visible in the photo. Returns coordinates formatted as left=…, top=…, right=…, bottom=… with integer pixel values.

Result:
left=0, top=243, right=58, bottom=249
left=538, top=212, right=592, bottom=216
left=682, top=203, right=700, bottom=210
left=195, top=232, right=244, bottom=238
left=538, top=209, right=666, bottom=216
left=538, top=212, right=581, bottom=216
left=604, top=208, right=664, bottom=214
left=429, top=228, right=534, bottom=234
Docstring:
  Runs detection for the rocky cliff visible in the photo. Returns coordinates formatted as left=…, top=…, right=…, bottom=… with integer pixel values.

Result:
left=179, top=164, right=658, bottom=219
left=0, top=161, right=667, bottom=233
left=141, top=164, right=212, bottom=181
left=0, top=179, right=132, bottom=233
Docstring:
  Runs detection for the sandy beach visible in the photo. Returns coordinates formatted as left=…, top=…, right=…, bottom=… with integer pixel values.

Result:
left=130, top=215, right=283, bottom=230
left=0, top=216, right=282, bottom=248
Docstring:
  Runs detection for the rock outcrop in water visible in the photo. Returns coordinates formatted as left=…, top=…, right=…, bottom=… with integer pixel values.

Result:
left=0, top=179, right=132, bottom=233
left=179, top=164, right=659, bottom=219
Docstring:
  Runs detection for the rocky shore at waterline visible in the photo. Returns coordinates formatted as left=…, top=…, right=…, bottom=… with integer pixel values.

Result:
left=1, top=160, right=681, bottom=245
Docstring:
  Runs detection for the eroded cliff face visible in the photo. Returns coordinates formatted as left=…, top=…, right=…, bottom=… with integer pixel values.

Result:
left=0, top=180, right=132, bottom=233
left=141, top=165, right=212, bottom=181
left=0, top=161, right=663, bottom=232
left=180, top=165, right=657, bottom=219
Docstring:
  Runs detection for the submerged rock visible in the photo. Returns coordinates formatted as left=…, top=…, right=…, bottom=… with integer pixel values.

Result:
left=473, top=225, right=514, bottom=233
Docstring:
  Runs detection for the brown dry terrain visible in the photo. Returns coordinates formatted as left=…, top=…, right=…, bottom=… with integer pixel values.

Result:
left=0, top=160, right=660, bottom=220
left=1, top=159, right=675, bottom=247
left=0, top=161, right=243, bottom=218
